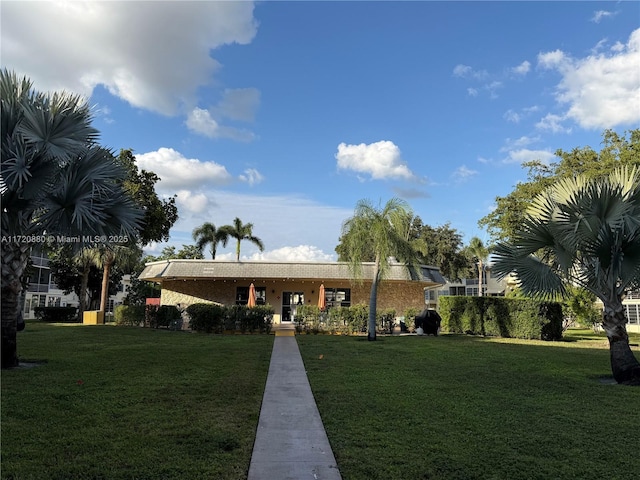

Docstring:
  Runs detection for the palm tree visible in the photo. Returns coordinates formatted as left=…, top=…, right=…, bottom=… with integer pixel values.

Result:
left=74, top=247, right=103, bottom=321
left=492, top=166, right=640, bottom=385
left=341, top=198, right=421, bottom=341
left=1, top=69, right=142, bottom=368
left=223, top=217, right=264, bottom=261
left=97, top=243, right=142, bottom=314
left=192, top=222, right=229, bottom=259
left=467, top=237, right=490, bottom=296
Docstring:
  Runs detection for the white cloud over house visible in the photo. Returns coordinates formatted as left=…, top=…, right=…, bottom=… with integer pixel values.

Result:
left=335, top=141, right=416, bottom=180
left=136, top=148, right=233, bottom=190
left=537, top=28, right=640, bottom=129
left=1, top=1, right=258, bottom=115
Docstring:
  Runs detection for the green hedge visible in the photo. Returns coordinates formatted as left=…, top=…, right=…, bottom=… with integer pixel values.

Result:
left=33, top=306, right=78, bottom=323
left=438, top=296, right=563, bottom=340
left=186, top=304, right=274, bottom=334
left=114, top=305, right=150, bottom=327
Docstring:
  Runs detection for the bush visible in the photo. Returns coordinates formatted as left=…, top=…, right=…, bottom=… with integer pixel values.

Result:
left=439, top=296, right=563, bottom=341
left=185, top=304, right=274, bottom=334
left=296, top=305, right=321, bottom=334
left=376, top=308, right=396, bottom=334
left=33, top=306, right=78, bottom=323
left=187, top=304, right=226, bottom=334
left=403, top=307, right=422, bottom=332
left=114, top=305, right=146, bottom=326
left=347, top=304, right=369, bottom=334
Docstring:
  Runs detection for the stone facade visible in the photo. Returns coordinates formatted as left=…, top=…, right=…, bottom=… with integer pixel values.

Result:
left=160, top=278, right=429, bottom=323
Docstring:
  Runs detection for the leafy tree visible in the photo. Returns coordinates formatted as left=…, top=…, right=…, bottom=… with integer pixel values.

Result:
left=97, top=243, right=142, bottom=312
left=117, top=149, right=178, bottom=245
left=410, top=219, right=472, bottom=281
left=192, top=222, right=229, bottom=259
left=340, top=198, right=421, bottom=341
left=465, top=237, right=491, bottom=296
left=492, top=167, right=640, bottom=385
left=480, top=129, right=640, bottom=243
left=1, top=70, right=142, bottom=368
left=222, top=217, right=264, bottom=261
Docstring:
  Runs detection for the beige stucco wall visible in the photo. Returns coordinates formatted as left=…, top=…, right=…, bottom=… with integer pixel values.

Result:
left=159, top=278, right=428, bottom=323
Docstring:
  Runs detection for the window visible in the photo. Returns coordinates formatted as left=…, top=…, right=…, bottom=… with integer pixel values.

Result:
left=236, top=286, right=267, bottom=305
left=324, top=288, right=351, bottom=308
left=424, top=290, right=437, bottom=302
left=626, top=304, right=639, bottom=325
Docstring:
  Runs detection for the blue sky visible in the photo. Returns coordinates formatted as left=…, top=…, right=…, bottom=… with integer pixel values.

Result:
left=3, top=1, right=639, bottom=261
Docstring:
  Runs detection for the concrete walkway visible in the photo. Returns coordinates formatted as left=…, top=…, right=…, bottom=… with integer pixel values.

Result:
left=248, top=329, right=342, bottom=480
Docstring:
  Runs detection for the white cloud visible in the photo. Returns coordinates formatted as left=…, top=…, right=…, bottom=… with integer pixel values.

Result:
left=535, top=113, right=572, bottom=134
left=1, top=1, right=257, bottom=115
left=512, top=60, right=531, bottom=75
left=537, top=28, right=640, bottom=129
left=335, top=141, right=415, bottom=180
left=537, top=50, right=567, bottom=69
left=175, top=190, right=210, bottom=214
left=504, top=109, right=521, bottom=123
left=186, top=108, right=256, bottom=141
left=467, top=88, right=479, bottom=97
left=502, top=136, right=541, bottom=150
left=502, top=149, right=556, bottom=165
left=136, top=148, right=232, bottom=190
left=591, top=10, right=617, bottom=23
left=239, top=168, right=265, bottom=186
left=452, top=64, right=488, bottom=80
left=451, top=166, right=478, bottom=183
left=247, top=245, right=336, bottom=262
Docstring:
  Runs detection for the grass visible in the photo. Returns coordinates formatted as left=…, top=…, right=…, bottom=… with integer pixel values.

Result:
left=1, top=322, right=273, bottom=480
left=4, top=325, right=640, bottom=480
left=297, top=329, right=640, bottom=480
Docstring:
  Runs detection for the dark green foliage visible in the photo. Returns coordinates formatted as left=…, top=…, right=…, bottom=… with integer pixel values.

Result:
left=186, top=304, right=226, bottom=334
left=402, top=306, right=422, bottom=332
left=33, top=306, right=78, bottom=323
left=439, top=296, right=563, bottom=340
left=114, top=305, right=146, bottom=326
left=186, top=304, right=274, bottom=334
left=376, top=308, right=396, bottom=333
left=148, top=305, right=179, bottom=329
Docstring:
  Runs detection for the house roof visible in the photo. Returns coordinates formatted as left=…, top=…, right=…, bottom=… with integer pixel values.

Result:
left=139, top=260, right=446, bottom=287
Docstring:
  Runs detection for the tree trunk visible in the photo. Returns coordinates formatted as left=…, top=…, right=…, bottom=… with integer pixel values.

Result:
left=78, top=265, right=90, bottom=321
left=478, top=260, right=483, bottom=297
left=368, top=256, right=381, bottom=341
left=602, top=299, right=640, bottom=386
left=99, top=259, right=112, bottom=313
left=1, top=242, right=31, bottom=369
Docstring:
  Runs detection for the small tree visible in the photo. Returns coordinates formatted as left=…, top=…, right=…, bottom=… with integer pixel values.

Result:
left=340, top=198, right=421, bottom=341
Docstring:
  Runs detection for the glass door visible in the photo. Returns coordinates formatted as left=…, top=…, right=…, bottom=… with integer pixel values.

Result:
left=282, top=291, right=304, bottom=322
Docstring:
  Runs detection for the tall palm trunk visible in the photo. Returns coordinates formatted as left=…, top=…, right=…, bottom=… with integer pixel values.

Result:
left=368, top=255, right=381, bottom=341
left=1, top=242, right=31, bottom=368
left=478, top=260, right=483, bottom=297
left=78, top=265, right=90, bottom=321
left=602, top=298, right=640, bottom=385
left=99, top=258, right=113, bottom=313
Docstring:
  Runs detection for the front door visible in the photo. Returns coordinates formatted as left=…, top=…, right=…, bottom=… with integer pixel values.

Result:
left=282, top=291, right=304, bottom=322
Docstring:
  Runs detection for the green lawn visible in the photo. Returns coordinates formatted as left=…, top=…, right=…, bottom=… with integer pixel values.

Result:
left=1, top=323, right=273, bottom=480
left=297, top=330, right=640, bottom=480
left=4, top=325, right=640, bottom=480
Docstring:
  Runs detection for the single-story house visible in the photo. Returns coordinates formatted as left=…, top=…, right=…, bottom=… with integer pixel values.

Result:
left=138, top=260, right=446, bottom=325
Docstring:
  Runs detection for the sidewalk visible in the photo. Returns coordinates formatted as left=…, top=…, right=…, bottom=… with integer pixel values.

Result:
left=248, top=328, right=342, bottom=480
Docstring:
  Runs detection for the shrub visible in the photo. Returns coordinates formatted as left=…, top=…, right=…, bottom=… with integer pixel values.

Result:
left=33, top=306, right=78, bottom=323
left=187, top=303, right=226, bottom=333
left=403, top=307, right=422, bottom=332
left=347, top=304, right=368, bottom=334
left=438, top=296, right=563, bottom=341
left=114, top=305, right=145, bottom=326
left=376, top=308, right=396, bottom=334
left=296, top=305, right=321, bottom=334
